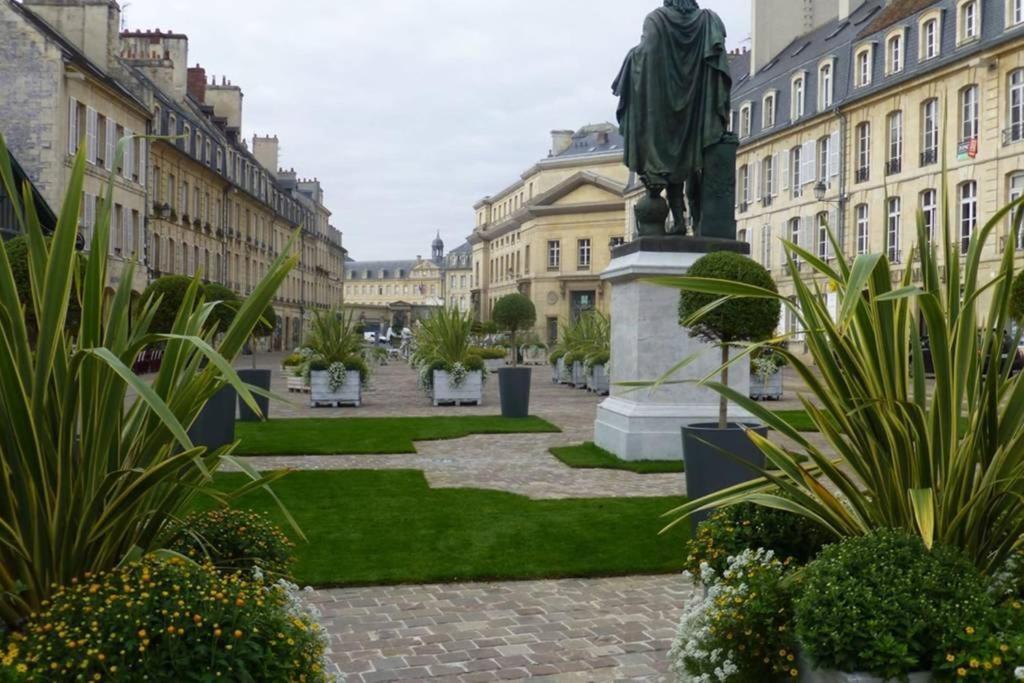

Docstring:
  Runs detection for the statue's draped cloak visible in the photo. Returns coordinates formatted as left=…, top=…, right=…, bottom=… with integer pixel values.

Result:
left=613, top=5, right=732, bottom=185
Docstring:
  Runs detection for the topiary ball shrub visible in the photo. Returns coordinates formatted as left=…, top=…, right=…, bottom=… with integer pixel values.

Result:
left=679, top=251, right=780, bottom=345
left=140, top=275, right=197, bottom=334
left=254, top=302, right=278, bottom=339
left=492, top=294, right=536, bottom=334
left=202, top=283, right=241, bottom=333
left=163, top=509, right=295, bottom=578
left=684, top=498, right=833, bottom=578
left=1012, top=270, right=1024, bottom=324
left=1, top=557, right=332, bottom=681
left=795, top=529, right=993, bottom=680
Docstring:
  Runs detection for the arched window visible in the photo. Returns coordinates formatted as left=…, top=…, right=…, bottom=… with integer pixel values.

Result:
left=887, top=33, right=903, bottom=73
left=1008, top=70, right=1024, bottom=144
left=819, top=63, right=833, bottom=109
left=922, top=19, right=939, bottom=59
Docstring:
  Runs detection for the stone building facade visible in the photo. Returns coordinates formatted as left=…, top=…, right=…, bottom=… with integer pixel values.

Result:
left=0, top=0, right=151, bottom=293
left=443, top=240, right=473, bottom=312
left=0, top=0, right=346, bottom=350
left=469, top=123, right=629, bottom=344
left=729, top=0, right=1024, bottom=338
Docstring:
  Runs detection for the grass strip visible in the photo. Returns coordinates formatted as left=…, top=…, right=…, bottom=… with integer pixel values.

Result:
left=550, top=443, right=684, bottom=474
left=235, top=415, right=560, bottom=455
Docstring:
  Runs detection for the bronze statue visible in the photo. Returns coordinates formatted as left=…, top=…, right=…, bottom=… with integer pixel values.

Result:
left=613, top=0, right=736, bottom=239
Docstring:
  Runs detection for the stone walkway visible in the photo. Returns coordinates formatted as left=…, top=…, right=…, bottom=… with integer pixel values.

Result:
left=311, top=576, right=690, bottom=683
left=232, top=353, right=818, bottom=681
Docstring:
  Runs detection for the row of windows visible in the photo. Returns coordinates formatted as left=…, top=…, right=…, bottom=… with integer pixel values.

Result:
left=743, top=173, right=1024, bottom=272
left=68, top=99, right=146, bottom=185
left=736, top=1, right=1024, bottom=140
left=345, top=283, right=438, bottom=297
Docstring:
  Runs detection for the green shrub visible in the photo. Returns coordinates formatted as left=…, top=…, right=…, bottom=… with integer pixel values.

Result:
left=670, top=548, right=798, bottom=682
left=0, top=558, right=333, bottom=682
left=463, top=354, right=484, bottom=373
left=684, top=499, right=833, bottom=578
left=140, top=275, right=197, bottom=333
left=282, top=353, right=304, bottom=368
left=935, top=598, right=1024, bottom=682
left=470, top=346, right=507, bottom=360
left=549, top=349, right=565, bottom=365
left=308, top=358, right=330, bottom=372
left=202, top=283, right=241, bottom=333
left=586, top=350, right=610, bottom=368
left=343, top=354, right=371, bottom=385
left=163, top=509, right=294, bottom=578
left=492, top=294, right=536, bottom=367
left=795, top=529, right=993, bottom=679
left=4, top=235, right=83, bottom=338
left=1013, top=271, right=1024, bottom=324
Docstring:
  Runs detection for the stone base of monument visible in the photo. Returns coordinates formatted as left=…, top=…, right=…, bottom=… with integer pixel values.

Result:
left=593, top=237, right=758, bottom=462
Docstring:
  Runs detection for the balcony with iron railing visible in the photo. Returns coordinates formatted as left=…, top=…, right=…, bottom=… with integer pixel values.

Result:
left=885, top=158, right=902, bottom=176
left=761, top=195, right=773, bottom=208
left=1003, top=123, right=1024, bottom=146
left=920, top=148, right=938, bottom=167
left=855, top=167, right=870, bottom=183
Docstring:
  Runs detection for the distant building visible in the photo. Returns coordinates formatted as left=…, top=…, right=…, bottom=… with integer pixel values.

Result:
left=469, top=123, right=628, bottom=344
left=442, top=240, right=473, bottom=312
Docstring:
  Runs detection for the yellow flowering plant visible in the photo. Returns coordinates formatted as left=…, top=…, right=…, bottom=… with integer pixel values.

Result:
left=0, top=557, right=335, bottom=681
left=163, top=509, right=296, bottom=579
left=936, top=599, right=1024, bottom=681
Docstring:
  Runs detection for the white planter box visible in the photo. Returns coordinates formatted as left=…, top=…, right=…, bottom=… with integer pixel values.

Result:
left=750, top=369, right=784, bottom=400
left=309, top=370, right=362, bottom=407
left=551, top=361, right=561, bottom=383
left=799, top=653, right=933, bottom=683
left=432, top=370, right=483, bottom=406
left=523, top=346, right=547, bottom=365
left=285, top=374, right=308, bottom=393
left=484, top=358, right=505, bottom=372
left=571, top=361, right=587, bottom=388
left=588, top=364, right=610, bottom=395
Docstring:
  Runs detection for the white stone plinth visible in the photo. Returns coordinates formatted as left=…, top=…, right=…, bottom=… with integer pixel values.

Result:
left=594, top=249, right=755, bottom=461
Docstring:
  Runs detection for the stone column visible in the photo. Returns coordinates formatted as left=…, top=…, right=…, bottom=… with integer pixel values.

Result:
left=593, top=237, right=757, bottom=461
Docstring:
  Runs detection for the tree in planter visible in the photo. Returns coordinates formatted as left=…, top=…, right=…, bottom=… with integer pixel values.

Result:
left=491, top=293, right=536, bottom=367
left=677, top=251, right=780, bottom=428
left=140, top=275, right=196, bottom=333
left=203, top=283, right=241, bottom=333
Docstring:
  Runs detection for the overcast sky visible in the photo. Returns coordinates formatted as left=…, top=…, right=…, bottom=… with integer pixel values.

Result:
left=124, top=0, right=752, bottom=260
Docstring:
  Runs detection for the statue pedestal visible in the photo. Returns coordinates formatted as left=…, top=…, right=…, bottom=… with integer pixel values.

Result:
left=594, top=239, right=756, bottom=461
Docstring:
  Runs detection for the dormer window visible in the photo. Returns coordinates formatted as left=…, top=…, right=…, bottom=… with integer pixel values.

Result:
left=921, top=17, right=940, bottom=59
left=1013, top=0, right=1024, bottom=27
left=762, top=92, right=776, bottom=129
left=958, top=0, right=979, bottom=43
left=739, top=102, right=752, bottom=138
left=886, top=31, right=904, bottom=74
left=855, top=46, right=873, bottom=87
left=791, top=74, right=806, bottom=120
left=818, top=61, right=834, bottom=109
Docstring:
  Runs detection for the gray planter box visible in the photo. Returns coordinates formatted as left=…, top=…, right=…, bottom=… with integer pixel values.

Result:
left=750, top=369, right=783, bottom=400
left=557, top=358, right=572, bottom=384
left=484, top=358, right=505, bottom=372
left=587, top=364, right=610, bottom=395
left=309, top=370, right=362, bottom=407
left=799, top=653, right=934, bottom=682
left=571, top=361, right=587, bottom=388
left=551, top=361, right=561, bottom=383
left=523, top=345, right=547, bottom=365
left=433, top=370, right=483, bottom=406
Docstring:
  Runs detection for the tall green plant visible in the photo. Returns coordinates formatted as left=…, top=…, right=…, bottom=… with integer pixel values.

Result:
left=657, top=186, right=1024, bottom=574
left=551, top=311, right=610, bottom=369
left=492, top=294, right=536, bottom=367
left=411, top=305, right=476, bottom=368
left=0, top=132, right=300, bottom=627
left=306, top=308, right=361, bottom=364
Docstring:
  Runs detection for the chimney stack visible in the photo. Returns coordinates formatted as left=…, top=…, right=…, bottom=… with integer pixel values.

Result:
left=252, top=135, right=280, bottom=177
left=187, top=64, right=207, bottom=102
left=550, top=130, right=574, bottom=156
left=25, top=0, right=121, bottom=72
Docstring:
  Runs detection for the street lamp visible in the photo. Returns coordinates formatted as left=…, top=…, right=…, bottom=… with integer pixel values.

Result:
left=813, top=181, right=828, bottom=202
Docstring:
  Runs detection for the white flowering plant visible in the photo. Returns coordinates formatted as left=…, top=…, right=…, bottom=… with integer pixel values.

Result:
left=669, top=549, right=799, bottom=682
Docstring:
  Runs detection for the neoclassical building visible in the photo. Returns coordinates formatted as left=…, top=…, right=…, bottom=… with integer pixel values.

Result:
left=469, top=123, right=629, bottom=344
left=730, top=0, right=1024, bottom=338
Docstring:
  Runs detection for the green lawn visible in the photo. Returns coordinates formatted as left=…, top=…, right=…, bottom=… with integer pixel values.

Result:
left=771, top=409, right=820, bottom=432
left=235, top=416, right=560, bottom=455
left=202, top=470, right=688, bottom=587
left=550, top=443, right=684, bottom=474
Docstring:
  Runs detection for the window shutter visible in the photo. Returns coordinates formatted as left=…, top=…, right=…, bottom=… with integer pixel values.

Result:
left=138, top=138, right=147, bottom=185
left=771, top=153, right=780, bottom=195
left=802, top=215, right=814, bottom=252
left=124, top=129, right=133, bottom=179
left=802, top=141, right=815, bottom=186
left=829, top=131, right=840, bottom=181
left=105, top=119, right=115, bottom=171
left=753, top=161, right=762, bottom=202
left=781, top=151, right=790, bottom=191
left=84, top=194, right=95, bottom=247
left=86, top=108, right=98, bottom=165
left=68, top=98, right=78, bottom=155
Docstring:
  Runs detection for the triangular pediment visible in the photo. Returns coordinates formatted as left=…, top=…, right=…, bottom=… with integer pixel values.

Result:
left=532, top=172, right=625, bottom=208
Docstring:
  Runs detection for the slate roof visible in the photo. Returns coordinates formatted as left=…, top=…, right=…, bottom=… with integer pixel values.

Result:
left=344, top=259, right=423, bottom=280
left=733, top=0, right=1024, bottom=147
left=1, top=149, right=57, bottom=238
left=551, top=123, right=623, bottom=158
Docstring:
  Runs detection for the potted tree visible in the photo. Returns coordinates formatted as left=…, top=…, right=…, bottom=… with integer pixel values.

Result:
left=492, top=293, right=537, bottom=418
left=676, top=251, right=780, bottom=529
left=238, top=302, right=277, bottom=421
